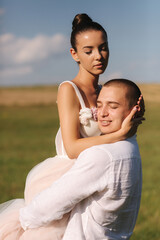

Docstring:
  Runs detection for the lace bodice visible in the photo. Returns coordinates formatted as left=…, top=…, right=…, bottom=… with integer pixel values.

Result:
left=55, top=81, right=101, bottom=157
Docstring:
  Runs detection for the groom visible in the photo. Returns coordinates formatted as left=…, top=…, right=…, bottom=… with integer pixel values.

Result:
left=20, top=79, right=145, bottom=239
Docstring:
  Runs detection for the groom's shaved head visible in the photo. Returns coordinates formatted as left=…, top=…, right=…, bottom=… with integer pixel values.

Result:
left=103, top=79, right=145, bottom=117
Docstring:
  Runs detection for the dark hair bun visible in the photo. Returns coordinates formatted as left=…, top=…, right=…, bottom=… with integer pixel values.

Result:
left=72, top=13, right=93, bottom=31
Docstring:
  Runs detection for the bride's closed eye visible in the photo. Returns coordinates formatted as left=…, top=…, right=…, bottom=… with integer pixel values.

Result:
left=85, top=51, right=92, bottom=55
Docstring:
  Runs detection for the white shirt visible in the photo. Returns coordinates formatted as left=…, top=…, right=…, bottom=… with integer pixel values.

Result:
left=20, top=135, right=142, bottom=240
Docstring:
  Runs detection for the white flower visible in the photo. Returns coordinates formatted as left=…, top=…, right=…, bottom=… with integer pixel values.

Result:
left=79, top=108, right=93, bottom=126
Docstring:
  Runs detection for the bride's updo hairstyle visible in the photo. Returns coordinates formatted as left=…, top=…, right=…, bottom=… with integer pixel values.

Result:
left=71, top=13, right=108, bottom=51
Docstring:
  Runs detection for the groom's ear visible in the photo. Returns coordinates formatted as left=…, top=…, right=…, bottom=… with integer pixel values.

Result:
left=70, top=48, right=80, bottom=63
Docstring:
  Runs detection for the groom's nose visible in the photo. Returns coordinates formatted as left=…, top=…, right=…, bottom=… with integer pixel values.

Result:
left=100, top=106, right=109, bottom=117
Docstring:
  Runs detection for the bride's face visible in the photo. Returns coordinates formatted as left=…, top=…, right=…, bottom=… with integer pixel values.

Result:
left=71, top=30, right=109, bottom=76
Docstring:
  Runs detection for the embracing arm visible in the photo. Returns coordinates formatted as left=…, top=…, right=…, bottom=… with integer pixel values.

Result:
left=19, top=147, right=108, bottom=229
left=57, top=82, right=138, bottom=159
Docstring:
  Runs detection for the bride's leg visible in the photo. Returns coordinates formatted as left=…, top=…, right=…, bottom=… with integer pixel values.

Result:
left=20, top=156, right=75, bottom=239
left=24, top=156, right=75, bottom=204
left=0, top=157, right=74, bottom=240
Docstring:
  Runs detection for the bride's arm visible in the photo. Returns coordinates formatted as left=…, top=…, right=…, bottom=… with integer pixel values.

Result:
left=57, top=82, right=137, bottom=159
left=19, top=146, right=109, bottom=229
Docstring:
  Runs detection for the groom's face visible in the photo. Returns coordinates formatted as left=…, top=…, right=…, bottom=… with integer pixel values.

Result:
left=97, top=85, right=131, bottom=134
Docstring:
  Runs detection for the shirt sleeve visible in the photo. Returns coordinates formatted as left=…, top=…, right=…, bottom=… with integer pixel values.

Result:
left=19, top=146, right=110, bottom=230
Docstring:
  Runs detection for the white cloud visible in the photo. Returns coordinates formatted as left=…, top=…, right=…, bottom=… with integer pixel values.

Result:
left=0, top=8, right=5, bottom=16
left=0, top=33, right=14, bottom=43
left=0, top=66, right=33, bottom=78
left=0, top=33, right=68, bottom=65
left=0, top=33, right=69, bottom=81
left=15, top=34, right=68, bottom=64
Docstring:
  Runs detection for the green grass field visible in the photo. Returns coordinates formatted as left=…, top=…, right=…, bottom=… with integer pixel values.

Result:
left=0, top=85, right=160, bottom=239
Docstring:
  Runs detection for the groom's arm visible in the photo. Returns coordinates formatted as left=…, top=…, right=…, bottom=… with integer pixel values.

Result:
left=19, top=146, right=109, bottom=230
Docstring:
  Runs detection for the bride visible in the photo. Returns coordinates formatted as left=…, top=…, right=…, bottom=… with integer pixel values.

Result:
left=0, top=13, right=140, bottom=240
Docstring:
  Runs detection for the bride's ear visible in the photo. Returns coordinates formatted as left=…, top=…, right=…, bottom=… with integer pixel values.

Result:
left=70, top=48, right=80, bottom=63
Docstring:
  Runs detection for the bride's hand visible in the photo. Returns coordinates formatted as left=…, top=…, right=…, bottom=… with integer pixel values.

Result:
left=121, top=95, right=145, bottom=138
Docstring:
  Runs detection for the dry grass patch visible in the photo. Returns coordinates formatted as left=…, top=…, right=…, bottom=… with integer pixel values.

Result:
left=0, top=86, right=58, bottom=106
left=0, top=84, right=159, bottom=106
left=139, top=84, right=160, bottom=104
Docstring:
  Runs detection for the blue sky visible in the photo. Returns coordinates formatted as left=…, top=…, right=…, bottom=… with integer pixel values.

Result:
left=0, top=0, right=160, bottom=86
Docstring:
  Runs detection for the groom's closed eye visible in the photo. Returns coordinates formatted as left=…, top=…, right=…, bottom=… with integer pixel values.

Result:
left=109, top=103, right=119, bottom=109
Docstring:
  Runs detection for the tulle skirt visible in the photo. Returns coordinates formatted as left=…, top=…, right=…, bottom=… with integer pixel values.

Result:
left=0, top=155, right=75, bottom=240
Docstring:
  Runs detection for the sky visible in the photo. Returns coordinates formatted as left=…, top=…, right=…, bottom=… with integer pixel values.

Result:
left=0, top=0, right=160, bottom=86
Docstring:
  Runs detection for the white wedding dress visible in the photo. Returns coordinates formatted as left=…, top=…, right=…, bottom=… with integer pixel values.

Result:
left=0, top=81, right=101, bottom=240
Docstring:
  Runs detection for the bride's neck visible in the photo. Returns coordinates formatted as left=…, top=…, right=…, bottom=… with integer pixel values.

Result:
left=73, top=72, right=99, bottom=90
